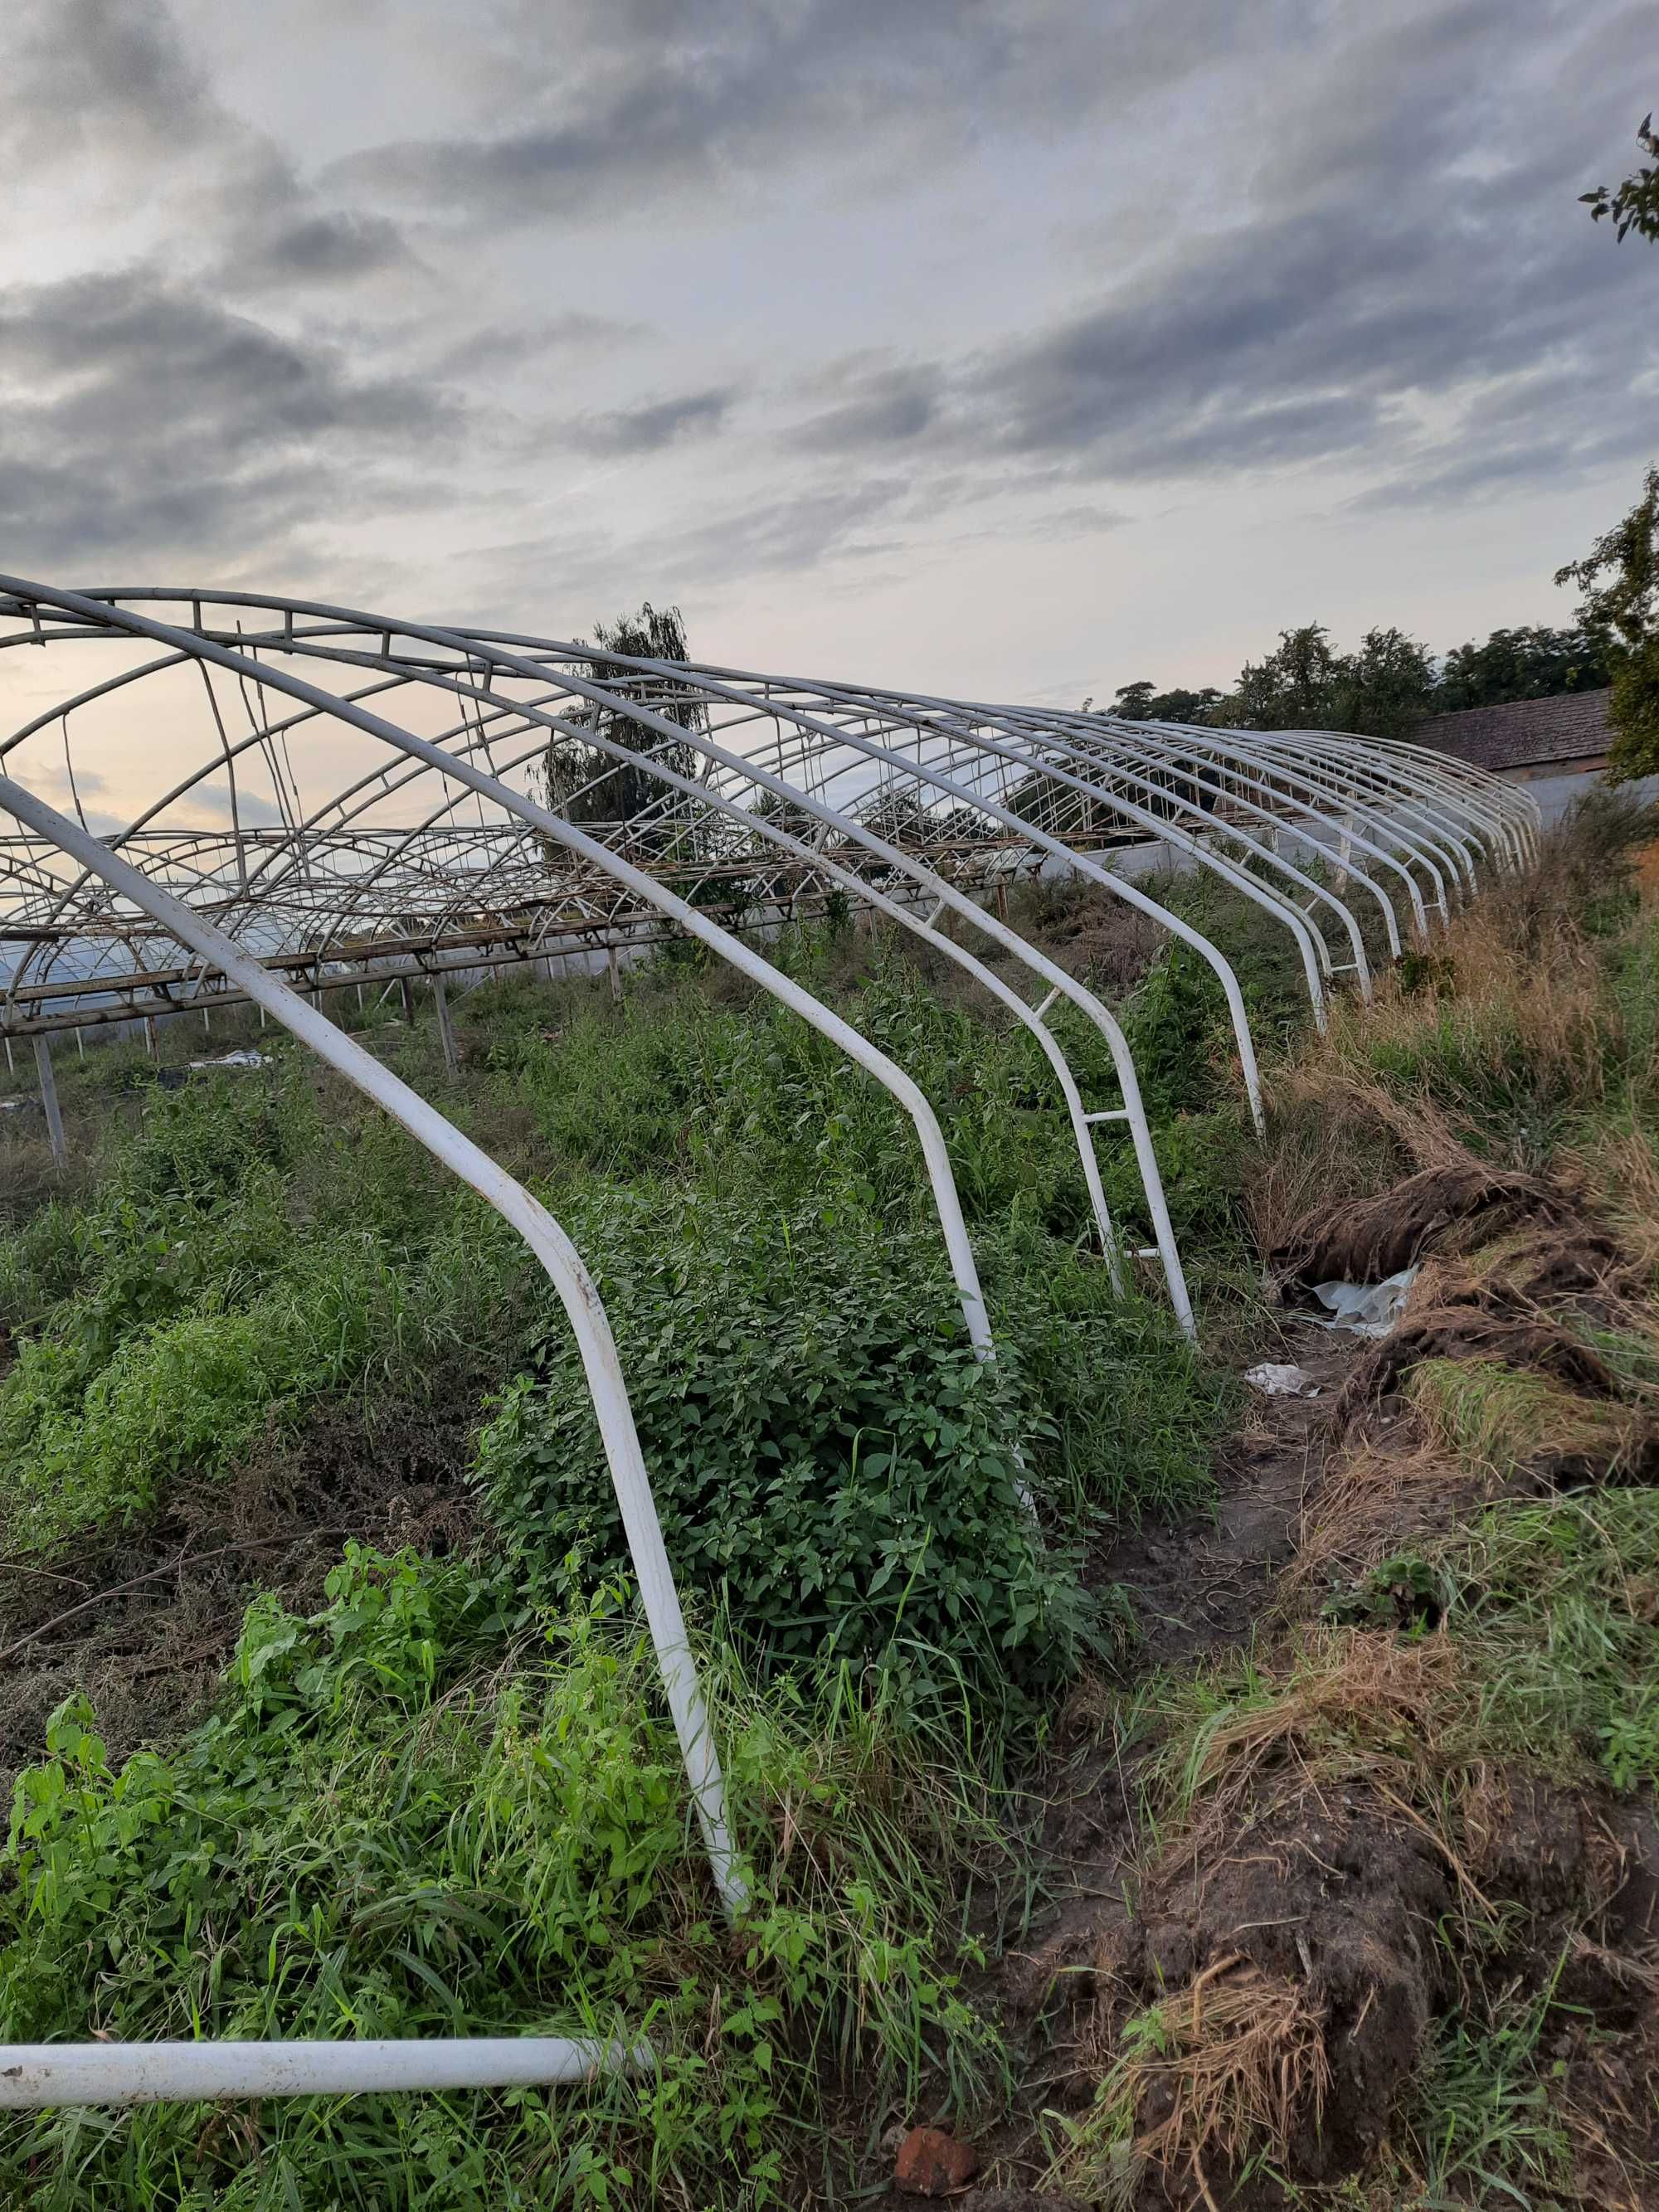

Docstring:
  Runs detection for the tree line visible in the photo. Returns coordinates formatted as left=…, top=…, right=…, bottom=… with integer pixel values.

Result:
left=1113, top=110, right=1658, bottom=769
left=1107, top=619, right=1613, bottom=741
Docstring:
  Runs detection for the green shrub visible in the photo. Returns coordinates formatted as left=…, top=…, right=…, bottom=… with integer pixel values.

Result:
left=1119, top=946, right=1232, bottom=1119
left=3, top=1302, right=311, bottom=1546
left=475, top=1193, right=1095, bottom=1700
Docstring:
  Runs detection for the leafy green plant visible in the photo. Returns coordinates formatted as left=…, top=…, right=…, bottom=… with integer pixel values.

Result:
left=0, top=1548, right=1002, bottom=2210
left=475, top=1192, right=1095, bottom=1701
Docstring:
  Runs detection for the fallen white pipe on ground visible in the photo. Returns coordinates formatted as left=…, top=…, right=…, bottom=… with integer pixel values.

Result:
left=0, top=2038, right=654, bottom=2108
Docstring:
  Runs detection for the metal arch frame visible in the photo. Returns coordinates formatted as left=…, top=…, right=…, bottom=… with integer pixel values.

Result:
left=0, top=588, right=1529, bottom=1250
left=987, top=711, right=1386, bottom=986
left=233, top=632, right=1183, bottom=1316
left=796, top=689, right=1350, bottom=1003
left=200, top=610, right=1265, bottom=1174
left=0, top=579, right=1534, bottom=2116
left=160, top=628, right=1142, bottom=1301
left=1256, top=725, right=1520, bottom=870
left=514, top=654, right=1350, bottom=1101
left=1185, top=723, right=1503, bottom=892
left=0, top=765, right=732, bottom=2107
left=0, top=597, right=1199, bottom=1324
left=236, top=633, right=1278, bottom=1106
left=647, top=659, right=1510, bottom=947
left=1227, top=729, right=1472, bottom=909
left=670, top=665, right=1442, bottom=968
left=1332, top=729, right=1539, bottom=868
left=158, top=634, right=1163, bottom=1288
left=1025, top=714, right=1430, bottom=955
left=395, top=634, right=1528, bottom=1116
left=463, top=642, right=1280, bottom=1132
left=0, top=578, right=1000, bottom=1364
left=727, top=690, right=1338, bottom=1037
left=562, top=659, right=1306, bottom=1074
left=0, top=591, right=1530, bottom=1092
left=757, top=680, right=1362, bottom=992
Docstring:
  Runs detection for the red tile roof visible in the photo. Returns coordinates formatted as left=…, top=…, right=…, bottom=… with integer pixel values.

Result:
left=1413, top=688, right=1612, bottom=773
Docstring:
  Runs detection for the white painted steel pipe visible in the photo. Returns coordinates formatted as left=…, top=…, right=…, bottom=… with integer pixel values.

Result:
left=0, top=580, right=994, bottom=1361
left=0, top=769, right=745, bottom=1923
left=0, top=2037, right=654, bottom=2108
left=628, top=658, right=1278, bottom=1117
left=247, top=637, right=1137, bottom=1290
left=868, top=689, right=1340, bottom=1017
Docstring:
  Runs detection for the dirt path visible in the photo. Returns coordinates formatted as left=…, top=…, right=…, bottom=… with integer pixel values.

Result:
left=892, top=1325, right=1369, bottom=2211
left=1092, top=1330, right=1355, bottom=1670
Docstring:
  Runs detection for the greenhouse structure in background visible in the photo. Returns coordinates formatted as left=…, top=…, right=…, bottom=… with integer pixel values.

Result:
left=0, top=578, right=1535, bottom=2109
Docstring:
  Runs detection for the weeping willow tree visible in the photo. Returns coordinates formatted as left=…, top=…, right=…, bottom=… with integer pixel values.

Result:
left=541, top=602, right=711, bottom=854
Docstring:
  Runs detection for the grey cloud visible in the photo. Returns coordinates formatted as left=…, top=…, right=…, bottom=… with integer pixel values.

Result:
left=333, top=0, right=1254, bottom=227
left=431, top=315, right=646, bottom=382
left=479, top=474, right=917, bottom=613
left=2, top=0, right=216, bottom=168
left=1353, top=363, right=1658, bottom=510
left=753, top=3, right=1647, bottom=513
left=787, top=366, right=944, bottom=454
left=1023, top=505, right=1128, bottom=542
left=6, top=0, right=417, bottom=303
left=654, top=477, right=918, bottom=583
left=225, top=207, right=416, bottom=292
left=3, top=0, right=1650, bottom=611
left=0, top=268, right=464, bottom=568
left=187, top=783, right=289, bottom=829
left=40, top=766, right=110, bottom=801
left=573, top=387, right=736, bottom=455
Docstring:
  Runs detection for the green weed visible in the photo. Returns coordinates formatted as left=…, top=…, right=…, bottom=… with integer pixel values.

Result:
left=0, top=1548, right=1002, bottom=2210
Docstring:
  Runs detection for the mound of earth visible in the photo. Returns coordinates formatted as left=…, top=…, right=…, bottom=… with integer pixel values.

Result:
left=1271, top=1159, right=1571, bottom=1289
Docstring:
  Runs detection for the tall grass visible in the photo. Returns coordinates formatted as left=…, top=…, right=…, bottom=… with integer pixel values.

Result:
left=0, top=1548, right=1009, bottom=2210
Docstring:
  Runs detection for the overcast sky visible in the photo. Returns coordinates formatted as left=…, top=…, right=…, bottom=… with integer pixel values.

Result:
left=2, top=0, right=1654, bottom=708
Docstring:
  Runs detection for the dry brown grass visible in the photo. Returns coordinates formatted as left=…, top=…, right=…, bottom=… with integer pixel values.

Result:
left=1064, top=1958, right=1331, bottom=2212
left=1564, top=1121, right=1659, bottom=1275
left=1314, top=907, right=1617, bottom=1121
left=1051, top=1631, right=1478, bottom=2206
left=1248, top=1072, right=1423, bottom=1256
left=1173, top=1629, right=1463, bottom=1830
left=1406, top=1356, right=1653, bottom=1485
left=1249, top=1062, right=1513, bottom=1257
left=1287, top=1437, right=1481, bottom=1597
left=1255, top=828, right=1641, bottom=1253
left=0, top=1128, right=84, bottom=1223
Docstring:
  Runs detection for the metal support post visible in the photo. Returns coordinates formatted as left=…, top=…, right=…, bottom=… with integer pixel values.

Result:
left=431, top=970, right=459, bottom=1077
left=33, top=1033, right=66, bottom=1169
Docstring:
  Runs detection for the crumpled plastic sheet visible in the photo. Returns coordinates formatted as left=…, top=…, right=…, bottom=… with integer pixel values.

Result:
left=187, top=1048, right=267, bottom=1072
left=1245, top=1361, right=1321, bottom=1397
left=1306, top=1263, right=1419, bottom=1339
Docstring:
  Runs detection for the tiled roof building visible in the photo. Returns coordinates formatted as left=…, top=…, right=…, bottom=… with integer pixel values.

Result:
left=1413, top=688, right=1612, bottom=778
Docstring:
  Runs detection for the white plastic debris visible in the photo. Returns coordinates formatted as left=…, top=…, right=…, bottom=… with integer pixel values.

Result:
left=1245, top=1362, right=1320, bottom=1397
left=187, top=1048, right=267, bottom=1072
left=1307, top=1264, right=1418, bottom=1339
